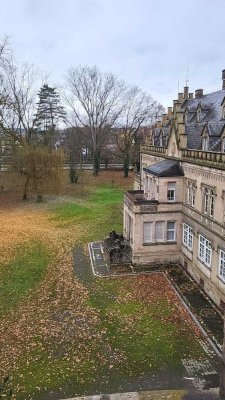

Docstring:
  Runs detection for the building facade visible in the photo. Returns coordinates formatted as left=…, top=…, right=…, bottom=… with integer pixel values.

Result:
left=124, top=69, right=225, bottom=308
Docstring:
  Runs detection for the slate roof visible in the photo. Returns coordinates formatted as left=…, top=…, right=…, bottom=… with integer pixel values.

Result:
left=181, top=89, right=225, bottom=150
left=143, top=160, right=184, bottom=177
left=153, top=89, right=225, bottom=151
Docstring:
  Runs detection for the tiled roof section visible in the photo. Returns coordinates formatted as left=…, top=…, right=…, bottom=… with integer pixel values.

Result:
left=181, top=89, right=225, bottom=149
left=143, top=160, right=184, bottom=177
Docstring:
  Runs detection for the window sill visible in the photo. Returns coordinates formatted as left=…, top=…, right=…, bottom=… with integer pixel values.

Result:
left=143, top=241, right=177, bottom=246
left=217, top=275, right=225, bottom=284
left=182, top=244, right=193, bottom=252
left=197, top=257, right=211, bottom=270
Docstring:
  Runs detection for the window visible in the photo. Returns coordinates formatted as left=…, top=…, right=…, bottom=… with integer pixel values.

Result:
left=198, top=234, right=212, bottom=267
left=167, top=182, right=176, bottom=202
left=197, top=108, right=201, bottom=122
left=167, top=221, right=175, bottom=241
left=159, top=134, right=163, bottom=147
left=219, top=249, right=225, bottom=281
left=202, top=136, right=209, bottom=151
left=155, top=221, right=164, bottom=242
left=222, top=106, right=225, bottom=120
left=203, top=187, right=214, bottom=217
left=222, top=138, right=225, bottom=153
left=143, top=222, right=153, bottom=243
left=183, top=224, right=193, bottom=250
left=186, top=181, right=196, bottom=207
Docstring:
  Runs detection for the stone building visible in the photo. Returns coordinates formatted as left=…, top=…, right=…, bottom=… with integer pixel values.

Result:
left=124, top=69, right=225, bottom=308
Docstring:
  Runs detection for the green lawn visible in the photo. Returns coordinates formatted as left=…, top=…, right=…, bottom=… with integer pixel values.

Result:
left=0, top=242, right=50, bottom=316
left=0, top=183, right=210, bottom=399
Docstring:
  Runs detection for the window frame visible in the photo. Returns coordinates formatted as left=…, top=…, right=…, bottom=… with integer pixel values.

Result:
left=167, top=182, right=176, bottom=202
left=167, top=221, right=176, bottom=242
left=219, top=248, right=225, bottom=282
left=198, top=234, right=212, bottom=268
left=203, top=186, right=214, bottom=217
left=186, top=181, right=196, bottom=207
left=143, top=222, right=153, bottom=244
left=183, top=223, right=193, bottom=250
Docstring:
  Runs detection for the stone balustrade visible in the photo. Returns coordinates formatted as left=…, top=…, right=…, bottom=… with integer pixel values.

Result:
left=182, top=149, right=225, bottom=167
left=141, top=145, right=166, bottom=154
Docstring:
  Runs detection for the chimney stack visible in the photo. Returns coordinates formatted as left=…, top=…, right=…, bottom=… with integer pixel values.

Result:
left=195, top=89, right=203, bottom=99
left=178, top=92, right=183, bottom=102
left=222, top=69, right=225, bottom=90
left=167, top=107, right=173, bottom=118
left=184, top=86, right=189, bottom=99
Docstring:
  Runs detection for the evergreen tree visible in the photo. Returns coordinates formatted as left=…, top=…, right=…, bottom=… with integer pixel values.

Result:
left=34, top=84, right=66, bottom=148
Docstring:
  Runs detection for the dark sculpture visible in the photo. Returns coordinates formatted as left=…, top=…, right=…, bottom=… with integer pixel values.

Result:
left=104, top=230, right=132, bottom=265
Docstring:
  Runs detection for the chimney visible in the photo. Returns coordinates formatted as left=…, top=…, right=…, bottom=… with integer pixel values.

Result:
left=162, top=113, right=167, bottom=124
left=222, top=69, right=225, bottom=90
left=189, top=93, right=193, bottom=99
left=167, top=107, right=173, bottom=116
left=184, top=86, right=189, bottom=99
left=195, top=89, right=203, bottom=99
left=178, top=92, right=183, bottom=102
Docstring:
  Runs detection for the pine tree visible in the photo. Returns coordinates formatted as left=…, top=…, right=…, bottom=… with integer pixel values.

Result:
left=34, top=84, right=66, bottom=148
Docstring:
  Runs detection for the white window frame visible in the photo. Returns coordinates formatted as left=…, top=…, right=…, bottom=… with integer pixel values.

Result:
left=219, top=249, right=225, bottom=282
left=143, top=222, right=153, bottom=244
left=183, top=223, right=193, bottom=250
left=198, top=234, right=212, bottom=268
left=203, top=187, right=214, bottom=217
left=167, top=182, right=176, bottom=202
left=167, top=221, right=176, bottom=242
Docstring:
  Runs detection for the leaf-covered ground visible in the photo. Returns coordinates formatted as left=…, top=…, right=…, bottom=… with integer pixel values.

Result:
left=0, top=171, right=213, bottom=399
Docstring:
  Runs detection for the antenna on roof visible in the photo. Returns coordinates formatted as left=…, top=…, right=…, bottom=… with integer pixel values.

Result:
left=185, top=67, right=189, bottom=87
left=178, top=79, right=179, bottom=93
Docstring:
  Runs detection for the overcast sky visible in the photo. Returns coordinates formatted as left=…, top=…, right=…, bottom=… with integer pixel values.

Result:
left=1, top=0, right=225, bottom=107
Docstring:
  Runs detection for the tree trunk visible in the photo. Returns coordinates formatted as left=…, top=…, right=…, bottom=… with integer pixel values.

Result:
left=23, top=175, right=30, bottom=200
left=93, top=150, right=100, bottom=176
left=124, top=153, right=130, bottom=178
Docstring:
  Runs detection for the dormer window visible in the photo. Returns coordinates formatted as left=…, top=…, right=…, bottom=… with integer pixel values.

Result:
left=197, top=108, right=201, bottom=122
left=222, top=106, right=225, bottom=120
left=152, top=133, right=155, bottom=146
left=222, top=138, right=225, bottom=152
left=202, top=136, right=209, bottom=151
left=159, top=133, right=163, bottom=147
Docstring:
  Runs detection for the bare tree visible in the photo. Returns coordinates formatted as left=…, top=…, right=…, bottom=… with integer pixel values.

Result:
left=0, top=59, right=40, bottom=145
left=64, top=65, right=125, bottom=176
left=115, top=86, right=164, bottom=177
